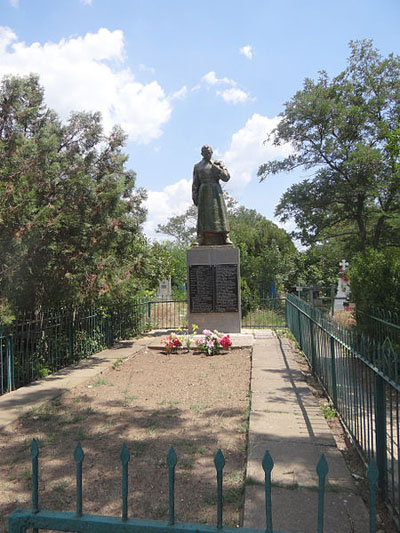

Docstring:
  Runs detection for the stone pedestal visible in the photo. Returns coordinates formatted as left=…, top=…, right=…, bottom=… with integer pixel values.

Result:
left=187, top=246, right=241, bottom=333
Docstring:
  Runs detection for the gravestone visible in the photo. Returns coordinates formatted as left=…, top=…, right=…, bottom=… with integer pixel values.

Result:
left=334, top=259, right=350, bottom=311
left=157, top=277, right=172, bottom=300
left=187, top=246, right=241, bottom=333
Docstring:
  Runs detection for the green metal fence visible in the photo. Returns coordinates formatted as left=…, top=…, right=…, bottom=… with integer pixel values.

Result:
left=146, top=298, right=187, bottom=329
left=241, top=296, right=287, bottom=328
left=0, top=329, right=13, bottom=394
left=0, top=295, right=290, bottom=396
left=0, top=299, right=152, bottom=395
left=356, top=307, right=400, bottom=351
left=8, top=439, right=380, bottom=533
left=286, top=293, right=400, bottom=523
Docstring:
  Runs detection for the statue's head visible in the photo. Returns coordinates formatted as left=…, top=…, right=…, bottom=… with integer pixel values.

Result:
left=201, top=145, right=213, bottom=160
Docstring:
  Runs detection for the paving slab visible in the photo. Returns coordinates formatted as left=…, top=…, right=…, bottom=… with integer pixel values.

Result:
left=243, top=332, right=370, bottom=532
left=244, top=484, right=369, bottom=533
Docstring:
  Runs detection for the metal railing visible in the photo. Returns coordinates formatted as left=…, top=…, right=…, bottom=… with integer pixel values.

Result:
left=0, top=295, right=290, bottom=396
left=241, top=296, right=287, bottom=328
left=286, top=293, right=400, bottom=522
left=8, top=439, right=379, bottom=533
left=146, top=297, right=187, bottom=329
left=0, top=330, right=13, bottom=394
left=0, top=300, right=152, bottom=395
left=356, top=307, right=400, bottom=350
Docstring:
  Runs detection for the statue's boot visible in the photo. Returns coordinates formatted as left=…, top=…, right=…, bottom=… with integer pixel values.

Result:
left=224, top=233, right=233, bottom=245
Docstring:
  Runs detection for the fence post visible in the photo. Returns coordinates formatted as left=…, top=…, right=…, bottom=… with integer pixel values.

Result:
left=375, top=374, right=387, bottom=496
left=108, top=312, right=114, bottom=348
left=285, top=297, right=288, bottom=328
left=330, top=336, right=337, bottom=408
left=309, top=316, right=316, bottom=371
left=6, top=335, right=14, bottom=392
left=297, top=308, right=303, bottom=350
left=68, top=318, right=74, bottom=362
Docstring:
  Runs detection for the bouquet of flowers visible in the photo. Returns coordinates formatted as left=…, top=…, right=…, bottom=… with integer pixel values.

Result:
left=162, top=332, right=185, bottom=354
left=195, top=329, right=232, bottom=356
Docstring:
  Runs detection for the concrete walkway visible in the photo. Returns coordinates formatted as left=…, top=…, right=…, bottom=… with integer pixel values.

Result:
left=0, top=330, right=370, bottom=532
left=243, top=329, right=369, bottom=532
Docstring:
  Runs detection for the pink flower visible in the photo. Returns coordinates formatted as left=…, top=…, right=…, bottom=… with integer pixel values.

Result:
left=202, top=329, right=213, bottom=336
left=207, top=339, right=214, bottom=348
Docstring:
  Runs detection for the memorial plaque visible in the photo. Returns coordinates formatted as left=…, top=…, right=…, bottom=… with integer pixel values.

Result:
left=189, top=265, right=214, bottom=313
left=215, top=264, right=238, bottom=312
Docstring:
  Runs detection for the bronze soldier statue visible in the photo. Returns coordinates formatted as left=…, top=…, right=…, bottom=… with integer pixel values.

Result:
left=192, top=145, right=232, bottom=245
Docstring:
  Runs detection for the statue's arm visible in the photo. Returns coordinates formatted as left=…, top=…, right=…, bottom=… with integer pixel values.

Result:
left=212, top=160, right=230, bottom=182
left=192, top=166, right=199, bottom=206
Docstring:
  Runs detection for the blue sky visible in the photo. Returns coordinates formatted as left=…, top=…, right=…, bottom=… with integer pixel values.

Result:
left=1, top=0, right=400, bottom=239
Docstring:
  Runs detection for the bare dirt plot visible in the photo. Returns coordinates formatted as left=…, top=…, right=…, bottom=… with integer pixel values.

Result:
left=0, top=347, right=251, bottom=529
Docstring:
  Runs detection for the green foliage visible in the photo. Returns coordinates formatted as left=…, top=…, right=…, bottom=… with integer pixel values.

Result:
left=0, top=74, right=162, bottom=315
left=320, top=403, right=337, bottom=420
left=156, top=204, right=197, bottom=246
left=229, top=206, right=296, bottom=294
left=259, top=40, right=400, bottom=253
left=349, top=248, right=400, bottom=315
left=154, top=193, right=297, bottom=297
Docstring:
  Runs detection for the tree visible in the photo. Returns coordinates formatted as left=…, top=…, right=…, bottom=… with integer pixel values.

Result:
left=0, top=74, right=161, bottom=315
left=156, top=205, right=197, bottom=246
left=258, top=40, right=400, bottom=252
left=157, top=199, right=297, bottom=299
left=229, top=206, right=296, bottom=295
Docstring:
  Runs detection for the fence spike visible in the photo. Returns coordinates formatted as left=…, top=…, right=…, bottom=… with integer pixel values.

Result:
left=262, top=451, right=274, bottom=533
left=167, top=446, right=177, bottom=525
left=120, top=443, right=131, bottom=521
left=367, top=459, right=378, bottom=533
left=74, top=442, right=84, bottom=517
left=31, top=438, right=39, bottom=514
left=316, top=454, right=328, bottom=533
left=214, top=449, right=225, bottom=529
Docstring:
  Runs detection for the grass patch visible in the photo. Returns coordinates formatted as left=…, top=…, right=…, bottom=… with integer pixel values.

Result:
left=226, top=471, right=242, bottom=484
left=320, top=403, right=337, bottom=420
left=112, top=357, right=125, bottom=369
left=93, top=378, right=113, bottom=387
left=24, top=403, right=57, bottom=421
left=159, top=398, right=180, bottom=409
left=186, top=444, right=207, bottom=456
left=190, top=403, right=210, bottom=413
left=262, top=409, right=290, bottom=414
left=53, top=480, right=69, bottom=492
left=74, top=428, right=90, bottom=441
left=179, top=457, right=194, bottom=470
left=22, top=437, right=45, bottom=450
left=131, top=441, right=148, bottom=457
left=123, top=392, right=138, bottom=406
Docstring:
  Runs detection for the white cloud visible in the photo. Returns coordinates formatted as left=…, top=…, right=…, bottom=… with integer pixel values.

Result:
left=217, top=87, right=250, bottom=104
left=9, top=0, right=18, bottom=7
left=202, top=70, right=251, bottom=105
left=169, top=85, right=188, bottom=101
left=0, top=26, right=172, bottom=144
left=143, top=179, right=193, bottom=240
left=222, top=113, right=293, bottom=193
left=240, top=45, right=253, bottom=60
left=80, top=0, right=93, bottom=4
left=202, top=71, right=235, bottom=86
